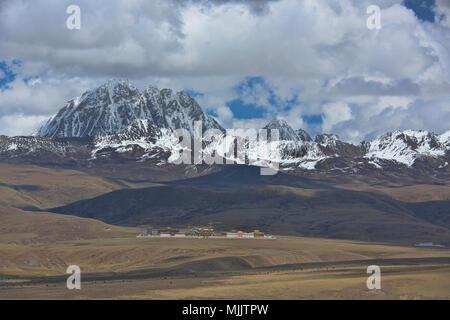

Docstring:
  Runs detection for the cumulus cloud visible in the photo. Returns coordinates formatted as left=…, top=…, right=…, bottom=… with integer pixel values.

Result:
left=1, top=0, right=439, bottom=79
left=0, top=0, right=448, bottom=141
left=322, top=102, right=353, bottom=132
left=436, top=0, right=450, bottom=27
left=0, top=114, right=49, bottom=136
left=189, top=0, right=280, bottom=15
left=333, top=96, right=450, bottom=143
left=231, top=118, right=270, bottom=130
left=0, top=70, right=94, bottom=118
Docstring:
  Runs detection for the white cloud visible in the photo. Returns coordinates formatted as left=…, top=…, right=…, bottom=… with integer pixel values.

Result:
left=231, top=118, right=270, bottom=130
left=0, top=114, right=49, bottom=136
left=0, top=0, right=448, bottom=140
left=436, top=0, right=450, bottom=28
left=215, top=105, right=234, bottom=127
left=332, top=95, right=450, bottom=142
left=0, top=70, right=94, bottom=118
left=0, top=0, right=442, bottom=80
left=322, top=102, right=352, bottom=132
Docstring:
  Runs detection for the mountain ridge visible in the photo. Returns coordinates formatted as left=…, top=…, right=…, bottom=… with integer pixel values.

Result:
left=0, top=79, right=448, bottom=172
left=37, top=79, right=224, bottom=138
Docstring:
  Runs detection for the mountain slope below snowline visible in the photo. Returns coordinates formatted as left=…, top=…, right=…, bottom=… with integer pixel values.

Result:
left=0, top=206, right=137, bottom=245
left=405, top=200, right=450, bottom=229
left=163, top=165, right=333, bottom=189
left=0, top=162, right=171, bottom=210
left=49, top=182, right=450, bottom=246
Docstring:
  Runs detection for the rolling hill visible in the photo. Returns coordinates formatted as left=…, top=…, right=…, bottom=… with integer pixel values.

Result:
left=49, top=166, right=450, bottom=245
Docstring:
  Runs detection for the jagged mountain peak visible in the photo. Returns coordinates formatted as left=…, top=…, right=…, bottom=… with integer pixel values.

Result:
left=142, top=86, right=224, bottom=134
left=20, top=79, right=450, bottom=171
left=87, top=79, right=140, bottom=104
left=365, top=129, right=446, bottom=166
left=100, top=78, right=136, bottom=90
left=263, top=119, right=304, bottom=141
left=37, top=79, right=224, bottom=138
left=38, top=80, right=142, bottom=138
left=264, top=118, right=290, bottom=127
left=295, top=129, right=312, bottom=142
left=376, top=130, right=441, bottom=149
left=143, top=84, right=160, bottom=94
left=439, top=130, right=450, bottom=147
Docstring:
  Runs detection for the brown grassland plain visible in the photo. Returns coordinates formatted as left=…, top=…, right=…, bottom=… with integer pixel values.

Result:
left=0, top=207, right=449, bottom=299
left=0, top=162, right=449, bottom=299
left=0, top=162, right=162, bottom=209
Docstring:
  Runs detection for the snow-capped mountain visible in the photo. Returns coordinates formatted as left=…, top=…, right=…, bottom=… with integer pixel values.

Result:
left=38, top=80, right=142, bottom=138
left=141, top=86, right=224, bottom=134
left=0, top=135, right=90, bottom=163
left=38, top=79, right=223, bottom=138
left=263, top=119, right=303, bottom=141
left=0, top=136, right=67, bottom=154
left=315, top=133, right=340, bottom=145
left=1, top=80, right=449, bottom=172
left=440, top=130, right=450, bottom=148
left=262, top=119, right=312, bottom=142
left=295, top=129, right=312, bottom=142
left=91, top=119, right=181, bottom=163
left=365, top=130, right=447, bottom=166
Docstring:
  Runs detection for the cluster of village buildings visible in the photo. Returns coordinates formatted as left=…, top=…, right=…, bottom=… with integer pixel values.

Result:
left=138, top=227, right=274, bottom=239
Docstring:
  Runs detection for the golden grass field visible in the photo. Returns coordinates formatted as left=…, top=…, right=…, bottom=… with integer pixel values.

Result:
left=3, top=264, right=449, bottom=300
left=0, top=163, right=162, bottom=209
left=0, top=207, right=449, bottom=299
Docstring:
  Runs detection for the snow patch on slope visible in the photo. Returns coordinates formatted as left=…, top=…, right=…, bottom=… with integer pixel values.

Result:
left=439, top=130, right=450, bottom=147
left=365, top=130, right=446, bottom=166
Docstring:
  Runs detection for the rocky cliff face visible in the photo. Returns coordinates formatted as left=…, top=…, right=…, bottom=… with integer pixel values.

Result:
left=365, top=130, right=447, bottom=166
left=38, top=79, right=223, bottom=138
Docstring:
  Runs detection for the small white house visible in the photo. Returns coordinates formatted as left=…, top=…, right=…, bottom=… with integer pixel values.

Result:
left=174, top=233, right=186, bottom=237
left=226, top=233, right=239, bottom=238
left=242, top=233, right=254, bottom=238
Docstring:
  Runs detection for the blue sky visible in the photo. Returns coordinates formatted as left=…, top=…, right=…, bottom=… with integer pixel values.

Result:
left=227, top=78, right=271, bottom=119
left=403, top=0, right=436, bottom=22
left=0, top=60, right=20, bottom=90
left=0, top=0, right=449, bottom=141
